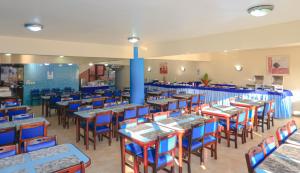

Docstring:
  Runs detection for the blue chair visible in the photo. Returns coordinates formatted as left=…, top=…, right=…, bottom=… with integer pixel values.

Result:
left=12, top=113, right=34, bottom=121
left=257, top=102, right=270, bottom=133
left=88, top=110, right=112, bottom=149
left=0, top=144, right=18, bottom=159
left=0, top=127, right=16, bottom=146
left=169, top=109, right=182, bottom=118
left=30, top=89, right=41, bottom=106
left=24, top=136, right=57, bottom=152
left=203, top=118, right=218, bottom=160
left=0, top=116, right=9, bottom=123
left=167, top=101, right=178, bottom=111
left=137, top=133, right=177, bottom=172
left=245, top=146, right=265, bottom=173
left=51, top=88, right=61, bottom=95
left=178, top=99, right=188, bottom=113
left=182, top=122, right=205, bottom=173
left=114, top=90, right=122, bottom=101
left=92, top=98, right=105, bottom=109
left=123, top=107, right=137, bottom=121
left=288, top=120, right=297, bottom=135
left=71, top=94, right=81, bottom=100
left=7, top=107, right=27, bottom=120
left=41, top=88, right=51, bottom=96
left=137, top=105, right=150, bottom=123
left=260, top=136, right=277, bottom=156
left=103, top=91, right=113, bottom=97
left=219, top=109, right=247, bottom=148
left=49, top=95, right=61, bottom=116
left=19, top=122, right=47, bottom=151
left=65, top=100, right=81, bottom=128
left=105, top=97, right=116, bottom=104
left=199, top=94, right=205, bottom=104
left=189, top=95, right=199, bottom=113
left=276, top=125, right=289, bottom=145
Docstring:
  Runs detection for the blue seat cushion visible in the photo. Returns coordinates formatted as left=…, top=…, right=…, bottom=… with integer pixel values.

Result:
left=26, top=140, right=56, bottom=152
left=88, top=123, right=110, bottom=133
left=125, top=142, right=143, bottom=155
left=219, top=121, right=245, bottom=131
left=182, top=137, right=203, bottom=151
left=150, top=109, right=161, bottom=113
left=0, top=150, right=16, bottom=159
left=203, top=135, right=217, bottom=145
left=137, top=148, right=173, bottom=168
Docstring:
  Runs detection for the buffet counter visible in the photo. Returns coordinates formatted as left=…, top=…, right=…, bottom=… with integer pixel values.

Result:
left=80, top=85, right=110, bottom=94
left=145, top=83, right=293, bottom=119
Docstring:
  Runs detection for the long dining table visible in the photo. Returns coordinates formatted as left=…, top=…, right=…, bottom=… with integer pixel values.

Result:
left=118, top=122, right=175, bottom=173
left=0, top=144, right=91, bottom=173
left=255, top=144, right=300, bottom=173
left=74, top=103, right=140, bottom=150
left=201, top=105, right=244, bottom=147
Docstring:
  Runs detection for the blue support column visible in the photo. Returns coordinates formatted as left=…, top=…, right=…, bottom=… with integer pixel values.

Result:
left=130, top=46, right=145, bottom=104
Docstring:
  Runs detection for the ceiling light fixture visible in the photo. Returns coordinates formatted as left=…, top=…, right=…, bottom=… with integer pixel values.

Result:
left=104, top=64, right=108, bottom=67
left=5, top=53, right=12, bottom=56
left=128, top=36, right=140, bottom=44
left=248, top=5, right=274, bottom=17
left=68, top=63, right=73, bottom=66
left=59, top=56, right=64, bottom=58
left=44, top=63, right=50, bottom=66
left=24, top=23, right=43, bottom=32
left=89, top=62, right=94, bottom=66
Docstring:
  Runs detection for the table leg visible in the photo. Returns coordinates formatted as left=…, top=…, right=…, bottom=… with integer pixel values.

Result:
left=178, top=132, right=183, bottom=173
left=120, top=136, right=125, bottom=173
left=85, top=119, right=89, bottom=150
left=76, top=117, right=80, bottom=143
left=45, top=100, right=49, bottom=117
left=42, top=99, right=45, bottom=116
left=143, top=145, right=148, bottom=173
left=255, top=107, right=258, bottom=132
left=226, top=118, right=230, bottom=147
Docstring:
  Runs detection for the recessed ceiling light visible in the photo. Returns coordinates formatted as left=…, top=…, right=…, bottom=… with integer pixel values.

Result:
left=58, top=64, right=63, bottom=67
left=104, top=64, right=108, bottom=67
left=68, top=63, right=73, bottom=66
left=59, top=55, right=64, bottom=58
left=5, top=53, right=12, bottom=56
left=89, top=62, right=94, bottom=66
left=128, top=36, right=140, bottom=44
left=44, top=63, right=50, bottom=66
left=248, top=5, right=274, bottom=17
left=24, top=23, right=43, bottom=32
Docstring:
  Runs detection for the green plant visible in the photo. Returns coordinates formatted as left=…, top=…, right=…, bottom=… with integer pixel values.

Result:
left=201, top=73, right=211, bottom=86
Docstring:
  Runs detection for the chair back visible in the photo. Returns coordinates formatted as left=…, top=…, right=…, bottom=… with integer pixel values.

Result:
left=287, top=120, right=297, bottom=135
left=19, top=121, right=47, bottom=142
left=50, top=95, right=61, bottom=105
left=191, top=95, right=199, bottom=104
left=68, top=101, right=81, bottom=112
left=245, top=146, right=265, bottom=173
left=204, top=118, right=218, bottom=136
left=24, top=136, right=57, bottom=152
left=64, top=87, right=72, bottom=93
left=0, top=127, right=16, bottom=146
left=137, top=105, right=150, bottom=118
left=103, top=91, right=113, bottom=97
left=55, top=161, right=85, bottom=173
left=119, top=118, right=138, bottom=129
left=71, top=94, right=81, bottom=100
left=123, top=107, right=137, bottom=120
left=155, top=133, right=177, bottom=165
left=167, top=101, right=178, bottom=111
left=199, top=94, right=205, bottom=104
left=105, top=97, right=116, bottom=103
left=276, top=125, right=289, bottom=145
left=152, top=111, right=169, bottom=121
left=12, top=113, right=35, bottom=121
left=94, top=110, right=112, bottom=127
left=178, top=99, right=187, bottom=109
left=0, top=144, right=18, bottom=159
left=92, top=98, right=105, bottom=109
left=260, top=136, right=277, bottom=156
left=0, top=116, right=9, bottom=123
left=169, top=109, right=182, bottom=118
left=7, top=107, right=27, bottom=119
left=41, top=88, right=51, bottom=95
left=191, top=122, right=205, bottom=141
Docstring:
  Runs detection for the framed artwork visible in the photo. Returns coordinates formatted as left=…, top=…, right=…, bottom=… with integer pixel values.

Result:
left=160, top=62, right=168, bottom=74
left=267, top=56, right=289, bottom=74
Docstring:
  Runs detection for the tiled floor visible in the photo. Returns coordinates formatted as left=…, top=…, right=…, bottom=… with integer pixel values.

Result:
left=31, top=106, right=299, bottom=173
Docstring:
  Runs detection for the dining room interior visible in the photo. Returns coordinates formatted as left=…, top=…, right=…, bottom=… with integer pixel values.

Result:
left=0, top=1, right=300, bottom=173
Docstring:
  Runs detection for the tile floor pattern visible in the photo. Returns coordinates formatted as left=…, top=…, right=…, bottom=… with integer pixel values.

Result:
left=30, top=106, right=300, bottom=173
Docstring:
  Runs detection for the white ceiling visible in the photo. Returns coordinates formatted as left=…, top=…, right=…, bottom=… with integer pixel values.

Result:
left=0, top=0, right=300, bottom=45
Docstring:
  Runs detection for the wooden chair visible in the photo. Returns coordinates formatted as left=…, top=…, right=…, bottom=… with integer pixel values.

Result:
left=19, top=121, right=47, bottom=152
left=203, top=118, right=218, bottom=161
left=92, top=98, right=105, bottom=109
left=257, top=102, right=270, bottom=133
left=276, top=125, right=289, bottom=145
left=178, top=99, right=188, bottom=114
left=7, top=106, right=27, bottom=121
left=65, top=100, right=82, bottom=128
left=245, top=146, right=265, bottom=173
left=24, top=136, right=57, bottom=152
left=55, top=161, right=85, bottom=173
left=137, top=105, right=150, bottom=123
left=287, top=120, right=298, bottom=135
left=123, top=107, right=137, bottom=121
left=0, top=144, right=18, bottom=159
left=259, top=136, right=277, bottom=157
left=268, top=100, right=275, bottom=129
left=89, top=110, right=113, bottom=149
left=167, top=100, right=178, bottom=111
left=189, top=94, right=200, bottom=114
left=0, top=127, right=16, bottom=146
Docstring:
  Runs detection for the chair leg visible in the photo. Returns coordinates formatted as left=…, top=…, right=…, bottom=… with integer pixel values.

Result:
left=94, top=132, right=96, bottom=150
left=250, top=128, right=253, bottom=139
left=235, top=131, right=238, bottom=149
left=271, top=117, right=274, bottom=127
left=214, top=141, right=217, bottom=160
left=109, top=131, right=112, bottom=146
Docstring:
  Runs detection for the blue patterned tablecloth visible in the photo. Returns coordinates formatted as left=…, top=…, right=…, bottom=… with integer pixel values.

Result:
left=145, top=83, right=293, bottom=119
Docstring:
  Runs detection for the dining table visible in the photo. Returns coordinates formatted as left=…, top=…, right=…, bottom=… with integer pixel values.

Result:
left=0, top=144, right=91, bottom=173
left=118, top=122, right=175, bottom=173
left=172, top=93, right=194, bottom=100
left=255, top=144, right=300, bottom=173
left=147, top=98, right=178, bottom=111
left=155, top=114, right=210, bottom=173
left=147, top=91, right=162, bottom=97
left=201, top=105, right=243, bottom=147
left=286, top=131, right=300, bottom=146
left=0, top=117, right=50, bottom=131
left=230, top=99, right=265, bottom=131
left=74, top=103, right=140, bottom=150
